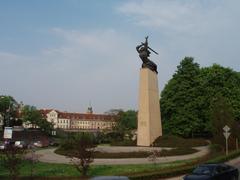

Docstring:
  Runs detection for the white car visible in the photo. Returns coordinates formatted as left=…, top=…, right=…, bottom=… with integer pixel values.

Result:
left=14, top=141, right=26, bottom=148
left=33, top=141, right=43, bottom=147
left=0, top=144, right=5, bottom=150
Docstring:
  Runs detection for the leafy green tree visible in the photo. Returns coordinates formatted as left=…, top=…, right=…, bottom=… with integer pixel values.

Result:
left=65, top=133, right=96, bottom=177
left=161, top=58, right=240, bottom=137
left=21, top=105, right=53, bottom=134
left=104, top=109, right=123, bottom=115
left=200, top=64, right=240, bottom=130
left=117, top=110, right=137, bottom=130
left=1, top=144, right=25, bottom=179
left=113, top=110, right=137, bottom=137
left=103, top=110, right=137, bottom=143
left=0, top=95, right=19, bottom=128
left=161, top=57, right=202, bottom=137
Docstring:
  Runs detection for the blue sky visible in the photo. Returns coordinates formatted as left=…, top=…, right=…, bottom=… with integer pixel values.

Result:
left=1, top=0, right=240, bottom=113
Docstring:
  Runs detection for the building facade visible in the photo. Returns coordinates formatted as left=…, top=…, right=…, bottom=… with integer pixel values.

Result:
left=39, top=108, right=117, bottom=131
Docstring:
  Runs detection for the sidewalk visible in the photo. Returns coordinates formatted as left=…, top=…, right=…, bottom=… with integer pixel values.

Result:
left=35, top=146, right=209, bottom=165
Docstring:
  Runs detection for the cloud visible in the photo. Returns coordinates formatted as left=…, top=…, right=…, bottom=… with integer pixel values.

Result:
left=118, top=0, right=240, bottom=68
left=0, top=28, right=140, bottom=113
left=117, top=0, right=235, bottom=34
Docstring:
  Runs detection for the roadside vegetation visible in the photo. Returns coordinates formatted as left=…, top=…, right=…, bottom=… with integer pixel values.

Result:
left=1, top=148, right=240, bottom=179
left=56, top=147, right=197, bottom=159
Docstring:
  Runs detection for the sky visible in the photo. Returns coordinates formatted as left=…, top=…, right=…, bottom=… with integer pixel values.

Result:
left=0, top=0, right=240, bottom=113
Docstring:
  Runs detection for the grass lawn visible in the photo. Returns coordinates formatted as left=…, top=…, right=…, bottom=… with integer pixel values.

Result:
left=1, top=148, right=239, bottom=178
left=0, top=159, right=195, bottom=177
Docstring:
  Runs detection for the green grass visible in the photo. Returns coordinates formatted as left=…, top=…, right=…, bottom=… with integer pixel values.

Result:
left=1, top=150, right=239, bottom=179
left=0, top=161, right=79, bottom=177
left=0, top=159, right=196, bottom=178
left=1, top=144, right=239, bottom=179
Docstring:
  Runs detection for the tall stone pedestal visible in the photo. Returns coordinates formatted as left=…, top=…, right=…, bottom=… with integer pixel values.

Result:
left=137, top=68, right=162, bottom=146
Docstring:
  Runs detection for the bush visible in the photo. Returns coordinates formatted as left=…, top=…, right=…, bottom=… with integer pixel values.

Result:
left=209, top=144, right=224, bottom=153
left=0, top=145, right=26, bottom=179
left=207, top=150, right=240, bottom=164
left=153, top=135, right=209, bottom=147
left=110, top=139, right=136, bottom=146
left=94, top=151, right=151, bottom=159
left=95, top=132, right=124, bottom=144
left=161, top=147, right=197, bottom=156
left=56, top=147, right=197, bottom=159
left=64, top=132, right=96, bottom=177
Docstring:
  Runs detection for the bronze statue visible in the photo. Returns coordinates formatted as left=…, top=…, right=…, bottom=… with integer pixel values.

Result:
left=136, top=36, right=158, bottom=73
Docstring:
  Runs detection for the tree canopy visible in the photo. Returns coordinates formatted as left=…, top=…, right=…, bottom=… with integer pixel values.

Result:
left=114, top=110, right=137, bottom=133
left=21, top=105, right=53, bottom=134
left=161, top=57, right=240, bottom=137
left=0, top=95, right=19, bottom=128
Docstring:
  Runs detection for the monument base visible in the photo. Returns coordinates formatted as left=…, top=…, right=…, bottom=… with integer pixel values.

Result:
left=137, top=68, right=162, bottom=146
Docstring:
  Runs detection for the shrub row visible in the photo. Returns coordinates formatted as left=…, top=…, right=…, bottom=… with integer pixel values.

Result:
left=55, top=147, right=197, bottom=159
left=207, top=150, right=240, bottom=164
left=153, top=135, right=209, bottom=147
left=109, top=135, right=209, bottom=147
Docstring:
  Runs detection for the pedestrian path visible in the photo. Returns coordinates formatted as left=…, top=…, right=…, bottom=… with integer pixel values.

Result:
left=35, top=146, right=209, bottom=165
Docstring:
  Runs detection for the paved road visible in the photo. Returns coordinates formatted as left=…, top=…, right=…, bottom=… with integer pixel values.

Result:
left=35, top=146, right=209, bottom=165
left=227, top=156, right=240, bottom=180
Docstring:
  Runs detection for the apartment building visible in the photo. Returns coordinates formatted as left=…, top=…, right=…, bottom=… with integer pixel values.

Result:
left=39, top=108, right=117, bottom=131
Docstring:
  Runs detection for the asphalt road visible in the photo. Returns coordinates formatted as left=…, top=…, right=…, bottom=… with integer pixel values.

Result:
left=227, top=156, right=240, bottom=180
left=165, top=156, right=240, bottom=180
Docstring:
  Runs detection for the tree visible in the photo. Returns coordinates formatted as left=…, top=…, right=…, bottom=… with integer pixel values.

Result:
left=112, top=110, right=137, bottom=141
left=161, top=58, right=240, bottom=137
left=67, top=133, right=96, bottom=177
left=161, top=57, right=202, bottom=137
left=117, top=110, right=137, bottom=131
left=1, top=144, right=25, bottom=179
left=0, top=95, right=19, bottom=128
left=200, top=64, right=240, bottom=130
left=21, top=105, right=53, bottom=135
left=104, top=109, right=123, bottom=115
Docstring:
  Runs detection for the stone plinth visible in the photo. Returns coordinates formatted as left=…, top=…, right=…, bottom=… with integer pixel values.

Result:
left=137, top=68, right=162, bottom=146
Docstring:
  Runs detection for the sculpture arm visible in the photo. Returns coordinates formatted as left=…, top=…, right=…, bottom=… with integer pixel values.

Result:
left=136, top=44, right=143, bottom=53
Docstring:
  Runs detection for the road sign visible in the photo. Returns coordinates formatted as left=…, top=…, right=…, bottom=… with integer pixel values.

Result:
left=3, top=127, right=13, bottom=139
left=223, top=132, right=231, bottom=139
left=223, top=125, right=231, bottom=156
left=223, top=125, right=230, bottom=132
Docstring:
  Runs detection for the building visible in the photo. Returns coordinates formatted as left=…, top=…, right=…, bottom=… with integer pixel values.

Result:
left=38, top=107, right=117, bottom=131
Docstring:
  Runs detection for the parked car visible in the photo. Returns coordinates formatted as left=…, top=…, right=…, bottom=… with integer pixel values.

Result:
left=0, top=143, right=5, bottom=150
left=33, top=141, right=43, bottom=147
left=183, top=163, right=239, bottom=180
left=14, top=141, right=27, bottom=149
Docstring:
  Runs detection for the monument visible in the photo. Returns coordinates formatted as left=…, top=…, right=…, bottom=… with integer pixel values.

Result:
left=136, top=36, right=162, bottom=146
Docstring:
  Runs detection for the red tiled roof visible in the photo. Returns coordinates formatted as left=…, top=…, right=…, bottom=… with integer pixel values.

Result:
left=39, top=109, right=116, bottom=122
